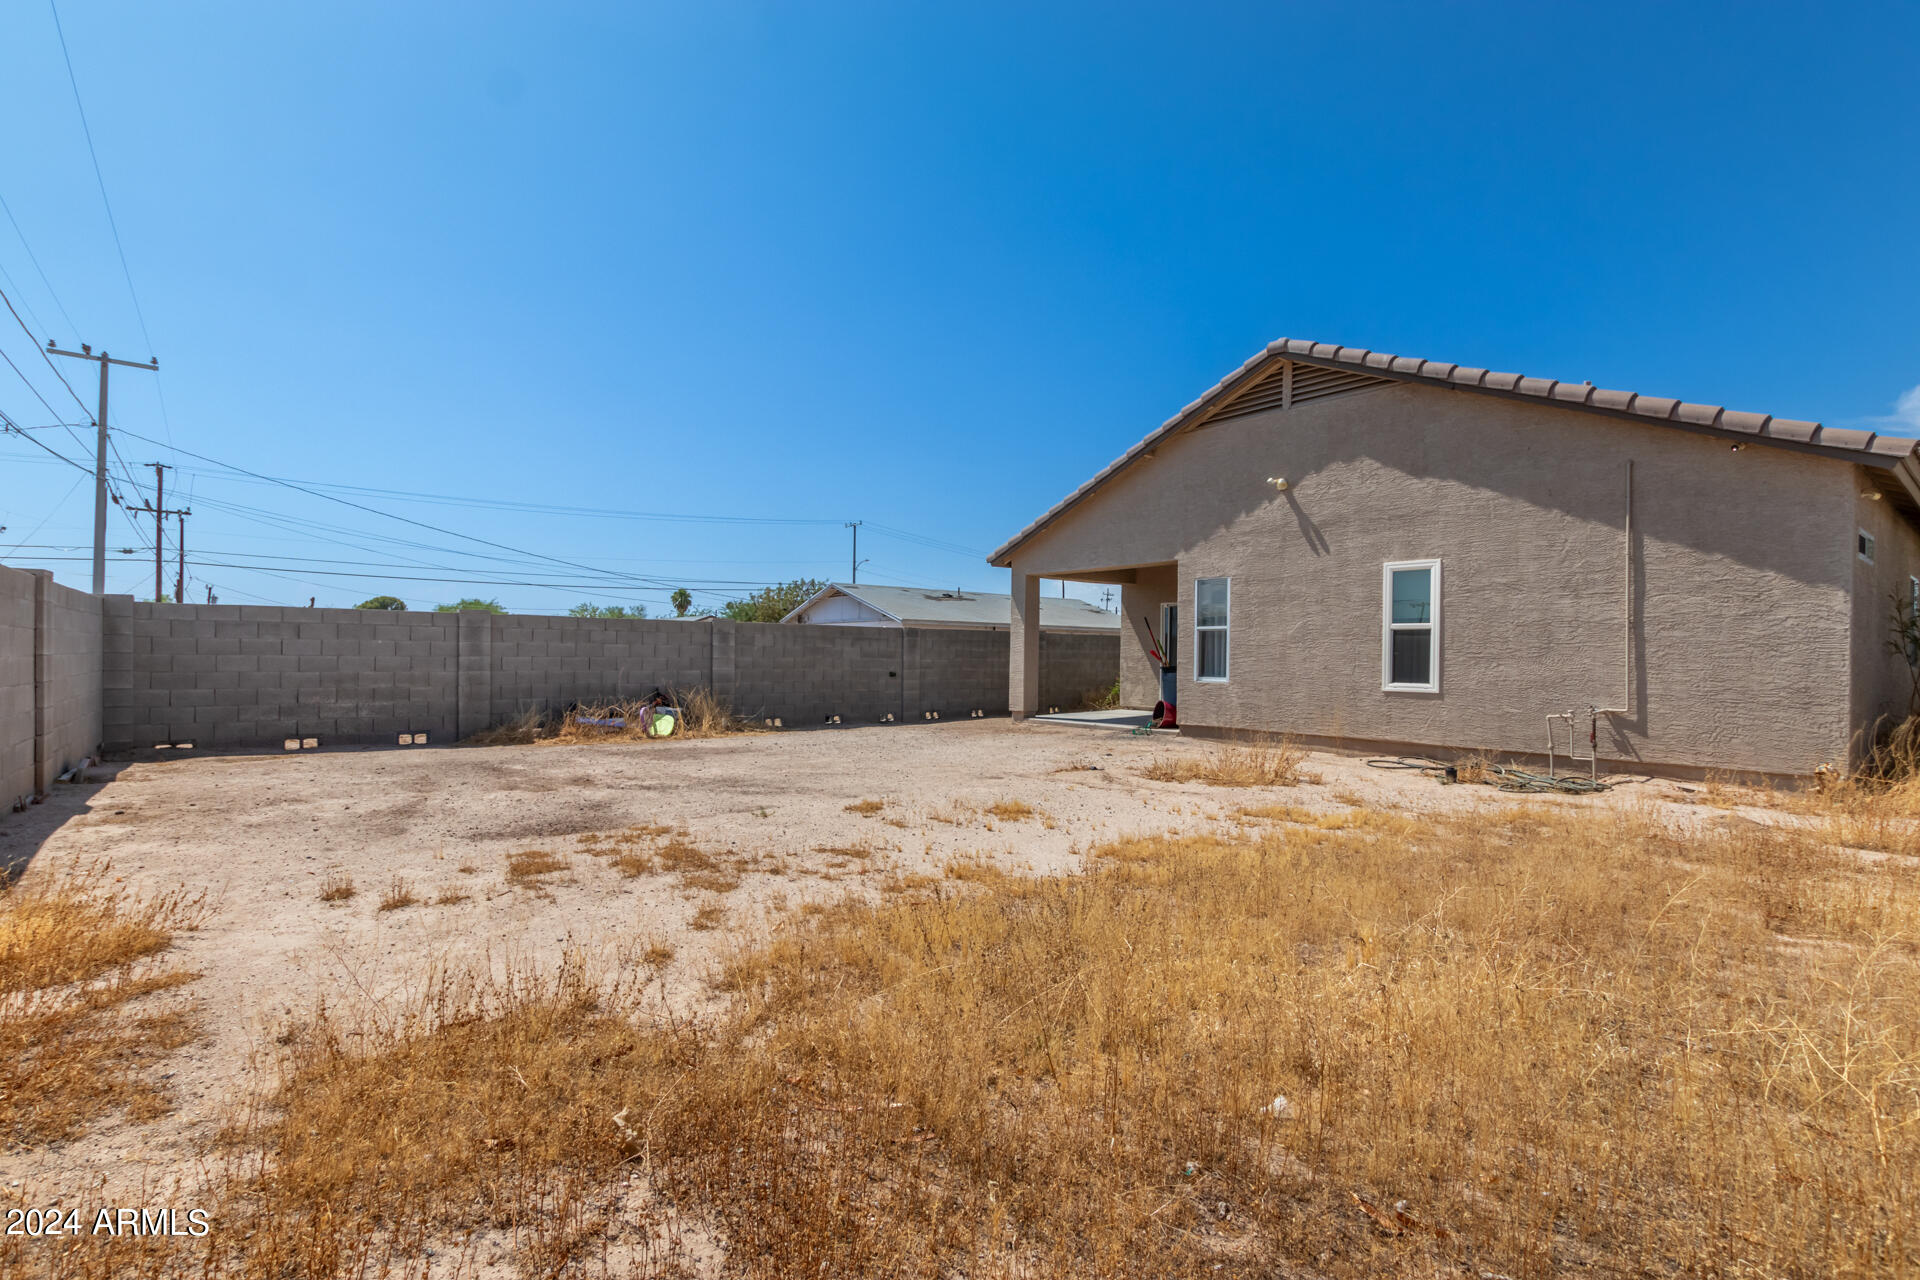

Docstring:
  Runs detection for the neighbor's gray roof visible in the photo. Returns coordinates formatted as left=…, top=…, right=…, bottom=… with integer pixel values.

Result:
left=781, top=583, right=1120, bottom=630
left=990, top=337, right=1920, bottom=565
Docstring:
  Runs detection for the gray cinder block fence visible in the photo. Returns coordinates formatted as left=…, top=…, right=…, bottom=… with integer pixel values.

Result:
left=1, top=564, right=1117, bottom=807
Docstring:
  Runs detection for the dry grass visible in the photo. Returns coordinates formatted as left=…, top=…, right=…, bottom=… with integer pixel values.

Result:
left=1142, top=737, right=1319, bottom=788
left=101, top=801, right=1908, bottom=1279
left=689, top=903, right=727, bottom=931
left=316, top=871, right=355, bottom=903
left=469, top=689, right=758, bottom=748
left=0, top=865, right=204, bottom=1147
left=376, top=877, right=419, bottom=911
left=433, top=886, right=471, bottom=906
left=1681, top=716, right=1920, bottom=857
left=844, top=799, right=885, bottom=816
left=982, top=799, right=1036, bottom=821
left=505, top=850, right=569, bottom=885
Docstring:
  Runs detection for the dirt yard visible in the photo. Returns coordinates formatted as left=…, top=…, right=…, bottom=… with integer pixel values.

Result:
left=0, top=725, right=1697, bottom=1205
left=0, top=720, right=1720, bottom=1228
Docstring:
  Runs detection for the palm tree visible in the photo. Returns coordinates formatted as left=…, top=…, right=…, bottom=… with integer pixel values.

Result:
left=671, top=588, right=693, bottom=617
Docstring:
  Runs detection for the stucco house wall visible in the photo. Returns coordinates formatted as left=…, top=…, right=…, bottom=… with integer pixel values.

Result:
left=1851, top=479, right=1920, bottom=749
left=1118, top=564, right=1176, bottom=709
left=1008, top=379, right=1870, bottom=776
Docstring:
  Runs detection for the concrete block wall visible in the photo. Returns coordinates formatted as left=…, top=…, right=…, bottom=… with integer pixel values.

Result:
left=909, top=628, right=1010, bottom=717
left=491, top=616, right=715, bottom=721
left=1039, top=631, right=1124, bottom=710
left=1, top=566, right=104, bottom=809
left=0, top=569, right=34, bottom=807
left=87, top=595, right=1118, bottom=751
left=726, top=621, right=905, bottom=724
left=105, top=602, right=458, bottom=748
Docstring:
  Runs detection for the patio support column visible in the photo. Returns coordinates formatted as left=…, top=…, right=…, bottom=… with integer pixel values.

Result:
left=1009, top=569, right=1040, bottom=720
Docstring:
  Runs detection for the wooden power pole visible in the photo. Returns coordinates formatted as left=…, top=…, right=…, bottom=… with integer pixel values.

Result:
left=129, top=462, right=188, bottom=602
left=44, top=341, right=159, bottom=594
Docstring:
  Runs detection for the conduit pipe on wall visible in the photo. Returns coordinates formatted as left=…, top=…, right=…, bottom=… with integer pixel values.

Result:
left=1594, top=459, right=1633, bottom=719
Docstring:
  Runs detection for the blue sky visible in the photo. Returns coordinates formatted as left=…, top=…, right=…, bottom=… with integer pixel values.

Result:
left=1, top=1, right=1915, bottom=612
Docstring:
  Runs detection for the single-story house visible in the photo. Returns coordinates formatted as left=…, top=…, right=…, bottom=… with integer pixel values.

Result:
left=782, top=582, right=1120, bottom=635
left=989, top=338, right=1920, bottom=778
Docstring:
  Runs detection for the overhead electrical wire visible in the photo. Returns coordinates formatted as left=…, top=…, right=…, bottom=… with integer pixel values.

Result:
left=47, top=1, right=153, bottom=361
left=0, top=283, right=93, bottom=421
left=0, top=188, right=82, bottom=340
left=110, top=427, right=715, bottom=592
left=0, top=474, right=87, bottom=558
left=46, top=0, right=175, bottom=450
left=15, top=554, right=755, bottom=595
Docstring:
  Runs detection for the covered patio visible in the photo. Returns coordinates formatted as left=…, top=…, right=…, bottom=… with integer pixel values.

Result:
left=1007, top=562, right=1176, bottom=720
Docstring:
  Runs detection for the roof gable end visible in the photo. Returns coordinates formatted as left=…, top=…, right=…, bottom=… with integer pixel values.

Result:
left=988, top=339, right=1920, bottom=565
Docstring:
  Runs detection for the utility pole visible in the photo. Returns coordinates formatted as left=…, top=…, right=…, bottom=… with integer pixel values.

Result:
left=129, top=462, right=188, bottom=602
left=845, top=520, right=866, bottom=584
left=175, top=510, right=187, bottom=606
left=45, top=341, right=159, bottom=594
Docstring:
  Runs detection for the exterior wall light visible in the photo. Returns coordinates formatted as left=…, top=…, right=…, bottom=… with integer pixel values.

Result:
left=1267, top=477, right=1289, bottom=491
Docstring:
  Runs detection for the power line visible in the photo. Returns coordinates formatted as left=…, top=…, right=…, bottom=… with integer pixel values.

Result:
left=8, top=555, right=760, bottom=595
left=0, top=341, right=63, bottom=422
left=0, top=284, right=93, bottom=421
left=0, top=473, right=86, bottom=558
left=0, top=409, right=89, bottom=473
left=111, top=427, right=692, bottom=593
left=0, top=188, right=82, bottom=338
left=47, top=0, right=154, bottom=362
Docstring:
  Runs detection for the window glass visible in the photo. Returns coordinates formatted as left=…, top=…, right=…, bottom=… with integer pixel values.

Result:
left=1198, top=629, right=1228, bottom=681
left=1390, top=630, right=1431, bottom=686
left=1383, top=561, right=1438, bottom=692
left=1196, top=578, right=1229, bottom=628
left=1391, top=569, right=1431, bottom=624
left=1194, top=577, right=1228, bottom=682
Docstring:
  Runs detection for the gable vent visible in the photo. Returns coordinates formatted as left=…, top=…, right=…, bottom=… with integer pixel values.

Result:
left=1291, top=362, right=1392, bottom=404
left=1206, top=360, right=1291, bottom=423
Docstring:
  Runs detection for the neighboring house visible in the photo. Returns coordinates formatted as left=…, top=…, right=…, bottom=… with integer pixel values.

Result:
left=990, top=338, right=1920, bottom=778
left=782, top=582, right=1121, bottom=634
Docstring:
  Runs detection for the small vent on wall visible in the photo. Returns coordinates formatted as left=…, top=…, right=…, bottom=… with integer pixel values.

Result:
left=1291, top=362, right=1391, bottom=404
left=1205, top=361, right=1290, bottom=423
left=1198, top=359, right=1393, bottom=428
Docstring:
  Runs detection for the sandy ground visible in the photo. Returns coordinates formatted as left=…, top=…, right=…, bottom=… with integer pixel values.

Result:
left=0, top=718, right=1712, bottom=1213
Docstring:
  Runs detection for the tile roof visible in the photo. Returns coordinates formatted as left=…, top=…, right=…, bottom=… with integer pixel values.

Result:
left=780, top=583, right=1121, bottom=631
left=989, top=338, right=1920, bottom=565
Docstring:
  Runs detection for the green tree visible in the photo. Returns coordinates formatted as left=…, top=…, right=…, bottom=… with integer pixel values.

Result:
left=568, top=602, right=647, bottom=619
left=722, top=578, right=826, bottom=624
left=356, top=595, right=408, bottom=611
left=671, top=588, right=693, bottom=617
left=435, top=597, right=506, bottom=613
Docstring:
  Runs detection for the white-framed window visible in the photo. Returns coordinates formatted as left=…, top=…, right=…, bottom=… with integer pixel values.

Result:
left=1382, top=560, right=1440, bottom=693
left=1859, top=530, right=1877, bottom=564
left=1194, top=577, right=1229, bottom=682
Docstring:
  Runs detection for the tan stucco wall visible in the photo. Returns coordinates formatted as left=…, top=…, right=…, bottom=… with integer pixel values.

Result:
left=1850, top=479, right=1920, bottom=755
left=1008, top=380, right=1865, bottom=775
left=1118, top=564, right=1176, bottom=708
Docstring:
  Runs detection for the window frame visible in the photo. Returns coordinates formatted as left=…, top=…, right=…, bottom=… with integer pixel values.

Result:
left=1381, top=559, right=1441, bottom=694
left=1193, top=576, right=1230, bottom=684
left=1859, top=529, right=1877, bottom=564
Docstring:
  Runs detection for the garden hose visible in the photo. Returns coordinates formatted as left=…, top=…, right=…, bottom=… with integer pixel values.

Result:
left=1364, top=756, right=1619, bottom=794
